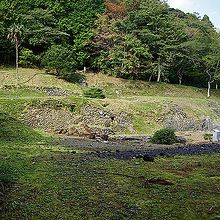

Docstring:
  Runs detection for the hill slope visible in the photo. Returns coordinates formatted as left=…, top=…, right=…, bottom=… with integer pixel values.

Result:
left=1, top=68, right=220, bottom=136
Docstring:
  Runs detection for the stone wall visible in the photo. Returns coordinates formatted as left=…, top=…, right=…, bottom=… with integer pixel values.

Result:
left=21, top=99, right=220, bottom=136
left=22, top=100, right=134, bottom=136
left=163, top=103, right=201, bottom=131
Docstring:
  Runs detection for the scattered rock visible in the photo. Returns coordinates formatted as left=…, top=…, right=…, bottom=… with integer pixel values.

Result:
left=135, top=154, right=143, bottom=159
left=67, top=127, right=79, bottom=136
left=88, top=133, right=96, bottom=139
left=143, top=154, right=154, bottom=162
left=176, top=136, right=187, bottom=144
left=163, top=102, right=200, bottom=131
left=101, top=134, right=109, bottom=141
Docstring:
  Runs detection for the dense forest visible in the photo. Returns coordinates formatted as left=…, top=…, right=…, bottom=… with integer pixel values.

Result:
left=0, top=0, right=220, bottom=90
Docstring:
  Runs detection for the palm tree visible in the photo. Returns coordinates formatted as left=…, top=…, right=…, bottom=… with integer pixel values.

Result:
left=7, top=24, right=23, bottom=86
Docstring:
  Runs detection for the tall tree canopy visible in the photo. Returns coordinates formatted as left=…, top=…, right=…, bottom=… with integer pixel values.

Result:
left=1, top=0, right=220, bottom=91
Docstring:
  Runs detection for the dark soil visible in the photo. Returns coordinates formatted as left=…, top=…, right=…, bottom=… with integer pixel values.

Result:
left=95, top=143, right=220, bottom=160
left=60, top=137, right=220, bottom=160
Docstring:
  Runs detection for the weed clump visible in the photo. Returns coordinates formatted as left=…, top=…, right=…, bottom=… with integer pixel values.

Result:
left=151, top=128, right=176, bottom=145
left=84, top=87, right=105, bottom=99
left=203, top=133, right=212, bottom=141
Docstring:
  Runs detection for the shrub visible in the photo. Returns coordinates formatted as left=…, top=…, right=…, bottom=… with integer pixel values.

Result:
left=203, top=133, right=212, bottom=141
left=84, top=87, right=105, bottom=99
left=151, top=128, right=176, bottom=145
left=42, top=45, right=77, bottom=82
left=19, top=48, right=39, bottom=67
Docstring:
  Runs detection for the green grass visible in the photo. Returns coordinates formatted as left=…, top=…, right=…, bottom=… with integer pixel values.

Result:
left=1, top=138, right=220, bottom=219
left=0, top=67, right=82, bottom=94
left=86, top=73, right=220, bottom=99
left=0, top=87, right=46, bottom=98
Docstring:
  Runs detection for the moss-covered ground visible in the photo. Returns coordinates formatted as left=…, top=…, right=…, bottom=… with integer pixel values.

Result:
left=1, top=120, right=220, bottom=219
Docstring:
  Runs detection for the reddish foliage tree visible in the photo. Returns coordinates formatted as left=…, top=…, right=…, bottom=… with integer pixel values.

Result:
left=105, top=0, right=126, bottom=19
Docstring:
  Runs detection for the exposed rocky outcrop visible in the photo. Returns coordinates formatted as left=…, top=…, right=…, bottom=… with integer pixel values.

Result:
left=22, top=100, right=134, bottom=137
left=2, top=85, right=74, bottom=97
left=163, top=102, right=200, bottom=131
left=38, top=87, right=73, bottom=96
left=21, top=99, right=220, bottom=136
left=208, top=102, right=220, bottom=117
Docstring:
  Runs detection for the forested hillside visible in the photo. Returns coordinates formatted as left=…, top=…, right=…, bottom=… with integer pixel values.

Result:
left=1, top=0, right=220, bottom=89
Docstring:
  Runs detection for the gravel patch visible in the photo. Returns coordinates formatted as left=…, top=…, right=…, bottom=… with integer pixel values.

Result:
left=60, top=137, right=220, bottom=160
left=95, top=144, right=220, bottom=160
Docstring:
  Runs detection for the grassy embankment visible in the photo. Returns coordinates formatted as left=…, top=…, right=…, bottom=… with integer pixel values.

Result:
left=1, top=67, right=220, bottom=135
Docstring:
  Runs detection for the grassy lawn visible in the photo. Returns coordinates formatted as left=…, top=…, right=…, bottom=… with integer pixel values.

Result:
left=0, top=113, right=220, bottom=219
left=0, top=67, right=83, bottom=95
left=1, top=140, right=220, bottom=219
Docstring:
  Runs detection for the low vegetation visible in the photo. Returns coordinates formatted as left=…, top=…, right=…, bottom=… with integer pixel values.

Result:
left=151, top=128, right=177, bottom=145
left=1, top=68, right=220, bottom=136
left=1, top=0, right=220, bottom=218
left=84, top=87, right=106, bottom=99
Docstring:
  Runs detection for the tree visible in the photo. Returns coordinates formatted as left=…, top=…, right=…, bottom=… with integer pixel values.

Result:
left=42, top=45, right=77, bottom=82
left=203, top=54, right=220, bottom=98
left=7, top=24, right=23, bottom=86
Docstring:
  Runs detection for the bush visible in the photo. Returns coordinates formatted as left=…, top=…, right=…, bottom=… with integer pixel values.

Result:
left=42, top=45, right=77, bottom=81
left=84, top=87, right=105, bottom=99
left=151, top=128, right=176, bottom=145
left=203, top=133, right=212, bottom=141
left=19, top=48, right=40, bottom=67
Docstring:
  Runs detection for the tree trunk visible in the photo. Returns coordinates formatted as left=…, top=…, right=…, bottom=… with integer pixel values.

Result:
left=216, top=83, right=218, bottom=90
left=177, top=68, right=183, bottom=85
left=207, top=81, right=211, bottom=98
left=157, top=62, right=161, bottom=83
left=15, top=40, right=19, bottom=87
left=148, top=74, right=153, bottom=82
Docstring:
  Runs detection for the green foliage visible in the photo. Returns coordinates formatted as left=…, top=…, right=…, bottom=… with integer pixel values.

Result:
left=151, top=128, right=177, bottom=145
left=1, top=0, right=220, bottom=89
left=42, top=45, right=77, bottom=81
left=92, top=0, right=220, bottom=88
left=84, top=87, right=105, bottom=99
left=19, top=48, right=39, bottom=67
left=203, top=133, right=212, bottom=141
left=0, top=0, right=104, bottom=67
left=96, top=34, right=152, bottom=79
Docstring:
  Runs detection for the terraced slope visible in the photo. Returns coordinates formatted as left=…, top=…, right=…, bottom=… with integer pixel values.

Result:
left=1, top=68, right=220, bottom=136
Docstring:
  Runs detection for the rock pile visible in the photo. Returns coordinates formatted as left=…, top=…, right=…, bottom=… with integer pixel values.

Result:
left=81, top=105, right=134, bottom=133
left=2, top=85, right=73, bottom=97
left=39, top=87, right=72, bottom=96
left=163, top=103, right=200, bottom=131
left=22, top=101, right=134, bottom=137
left=208, top=102, right=220, bottom=117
